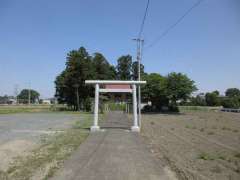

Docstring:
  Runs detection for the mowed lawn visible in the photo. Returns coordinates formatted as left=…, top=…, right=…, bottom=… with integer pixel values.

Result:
left=141, top=111, right=240, bottom=180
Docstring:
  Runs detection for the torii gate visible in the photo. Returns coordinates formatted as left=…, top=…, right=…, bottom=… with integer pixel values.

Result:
left=85, top=80, right=146, bottom=132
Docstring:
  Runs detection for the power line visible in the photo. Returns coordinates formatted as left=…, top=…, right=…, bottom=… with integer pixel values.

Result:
left=146, top=0, right=204, bottom=49
left=138, top=0, right=150, bottom=38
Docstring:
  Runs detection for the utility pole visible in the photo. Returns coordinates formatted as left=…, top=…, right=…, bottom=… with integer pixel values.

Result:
left=133, top=38, right=144, bottom=128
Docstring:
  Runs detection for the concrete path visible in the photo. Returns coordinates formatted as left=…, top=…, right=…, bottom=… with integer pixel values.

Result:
left=51, top=111, right=176, bottom=180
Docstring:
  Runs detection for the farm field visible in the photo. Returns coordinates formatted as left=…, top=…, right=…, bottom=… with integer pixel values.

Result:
left=141, top=111, right=240, bottom=180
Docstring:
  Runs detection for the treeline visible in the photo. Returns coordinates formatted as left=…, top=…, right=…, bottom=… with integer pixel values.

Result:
left=0, top=89, right=40, bottom=104
left=55, top=47, right=197, bottom=111
left=183, top=88, right=240, bottom=109
left=0, top=95, right=14, bottom=104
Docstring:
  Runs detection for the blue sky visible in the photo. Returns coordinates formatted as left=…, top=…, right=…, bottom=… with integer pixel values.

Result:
left=0, top=0, right=239, bottom=98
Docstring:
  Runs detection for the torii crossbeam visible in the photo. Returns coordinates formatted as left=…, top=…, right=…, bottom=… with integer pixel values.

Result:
left=85, top=80, right=146, bottom=132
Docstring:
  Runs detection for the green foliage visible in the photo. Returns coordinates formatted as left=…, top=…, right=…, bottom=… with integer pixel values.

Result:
left=182, top=88, right=240, bottom=109
left=107, top=103, right=126, bottom=111
left=165, top=72, right=197, bottom=111
left=221, top=88, right=240, bottom=109
left=92, top=53, right=116, bottom=80
left=166, top=72, right=197, bottom=103
left=116, top=55, right=132, bottom=80
left=55, top=47, right=117, bottom=110
left=142, top=73, right=168, bottom=111
left=131, top=61, right=145, bottom=80
left=190, top=94, right=206, bottom=106
left=225, top=88, right=240, bottom=98
left=17, top=89, right=40, bottom=103
left=55, top=46, right=197, bottom=112
left=142, top=72, right=197, bottom=112
left=83, top=97, right=92, bottom=111
left=198, top=152, right=216, bottom=160
left=55, top=47, right=94, bottom=110
left=205, top=91, right=221, bottom=106
left=222, top=97, right=240, bottom=109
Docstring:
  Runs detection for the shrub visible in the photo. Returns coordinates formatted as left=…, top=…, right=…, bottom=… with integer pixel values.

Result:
left=142, top=105, right=153, bottom=112
left=222, top=97, right=240, bottom=109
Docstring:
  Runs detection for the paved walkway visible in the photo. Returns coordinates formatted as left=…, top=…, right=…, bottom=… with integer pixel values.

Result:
left=51, top=111, right=175, bottom=180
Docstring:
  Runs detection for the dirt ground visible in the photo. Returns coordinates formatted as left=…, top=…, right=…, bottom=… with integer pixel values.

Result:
left=0, top=113, right=80, bottom=171
left=141, top=111, right=240, bottom=180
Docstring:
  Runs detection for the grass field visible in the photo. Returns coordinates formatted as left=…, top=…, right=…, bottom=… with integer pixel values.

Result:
left=179, top=105, right=222, bottom=112
left=0, top=105, right=52, bottom=114
left=141, top=111, right=240, bottom=180
left=0, top=104, right=76, bottom=114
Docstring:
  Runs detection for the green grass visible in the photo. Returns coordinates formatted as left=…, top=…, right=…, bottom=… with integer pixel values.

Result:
left=198, top=152, right=216, bottom=160
left=0, top=114, right=92, bottom=180
left=185, top=125, right=190, bottom=128
left=0, top=105, right=91, bottom=114
left=107, top=103, right=126, bottom=111
left=0, top=105, right=52, bottom=114
left=179, top=106, right=221, bottom=112
left=198, top=152, right=230, bottom=162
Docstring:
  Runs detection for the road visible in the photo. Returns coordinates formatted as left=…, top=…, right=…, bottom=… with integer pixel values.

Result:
left=51, top=111, right=176, bottom=180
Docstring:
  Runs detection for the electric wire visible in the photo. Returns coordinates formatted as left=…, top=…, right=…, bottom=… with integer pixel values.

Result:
left=146, top=0, right=204, bottom=49
left=138, top=0, right=150, bottom=38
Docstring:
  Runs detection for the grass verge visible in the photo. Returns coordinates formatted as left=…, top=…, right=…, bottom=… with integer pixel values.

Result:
left=0, top=114, right=92, bottom=180
left=0, top=105, right=76, bottom=114
left=0, top=105, right=52, bottom=114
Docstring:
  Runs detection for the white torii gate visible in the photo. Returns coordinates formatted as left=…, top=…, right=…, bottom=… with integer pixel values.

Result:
left=85, top=80, right=146, bottom=132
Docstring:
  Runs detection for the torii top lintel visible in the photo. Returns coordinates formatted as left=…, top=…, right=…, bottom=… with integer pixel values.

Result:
left=85, top=80, right=146, bottom=85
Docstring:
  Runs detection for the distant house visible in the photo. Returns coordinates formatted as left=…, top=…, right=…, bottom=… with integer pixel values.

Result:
left=8, top=98, right=17, bottom=105
left=41, top=99, right=51, bottom=104
left=41, top=98, right=57, bottom=105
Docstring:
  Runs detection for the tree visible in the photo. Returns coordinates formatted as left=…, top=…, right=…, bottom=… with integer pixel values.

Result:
left=55, top=47, right=94, bottom=110
left=55, top=47, right=118, bottom=110
left=142, top=73, right=168, bottom=111
left=92, top=53, right=116, bottom=80
left=191, top=94, right=206, bottom=106
left=18, top=89, right=40, bottom=104
left=116, top=55, right=132, bottom=80
left=205, top=91, right=220, bottom=106
left=225, top=88, right=240, bottom=98
left=131, top=61, right=145, bottom=80
left=0, top=95, right=9, bottom=104
left=166, top=72, right=197, bottom=109
left=222, top=97, right=240, bottom=109
left=55, top=70, right=67, bottom=104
